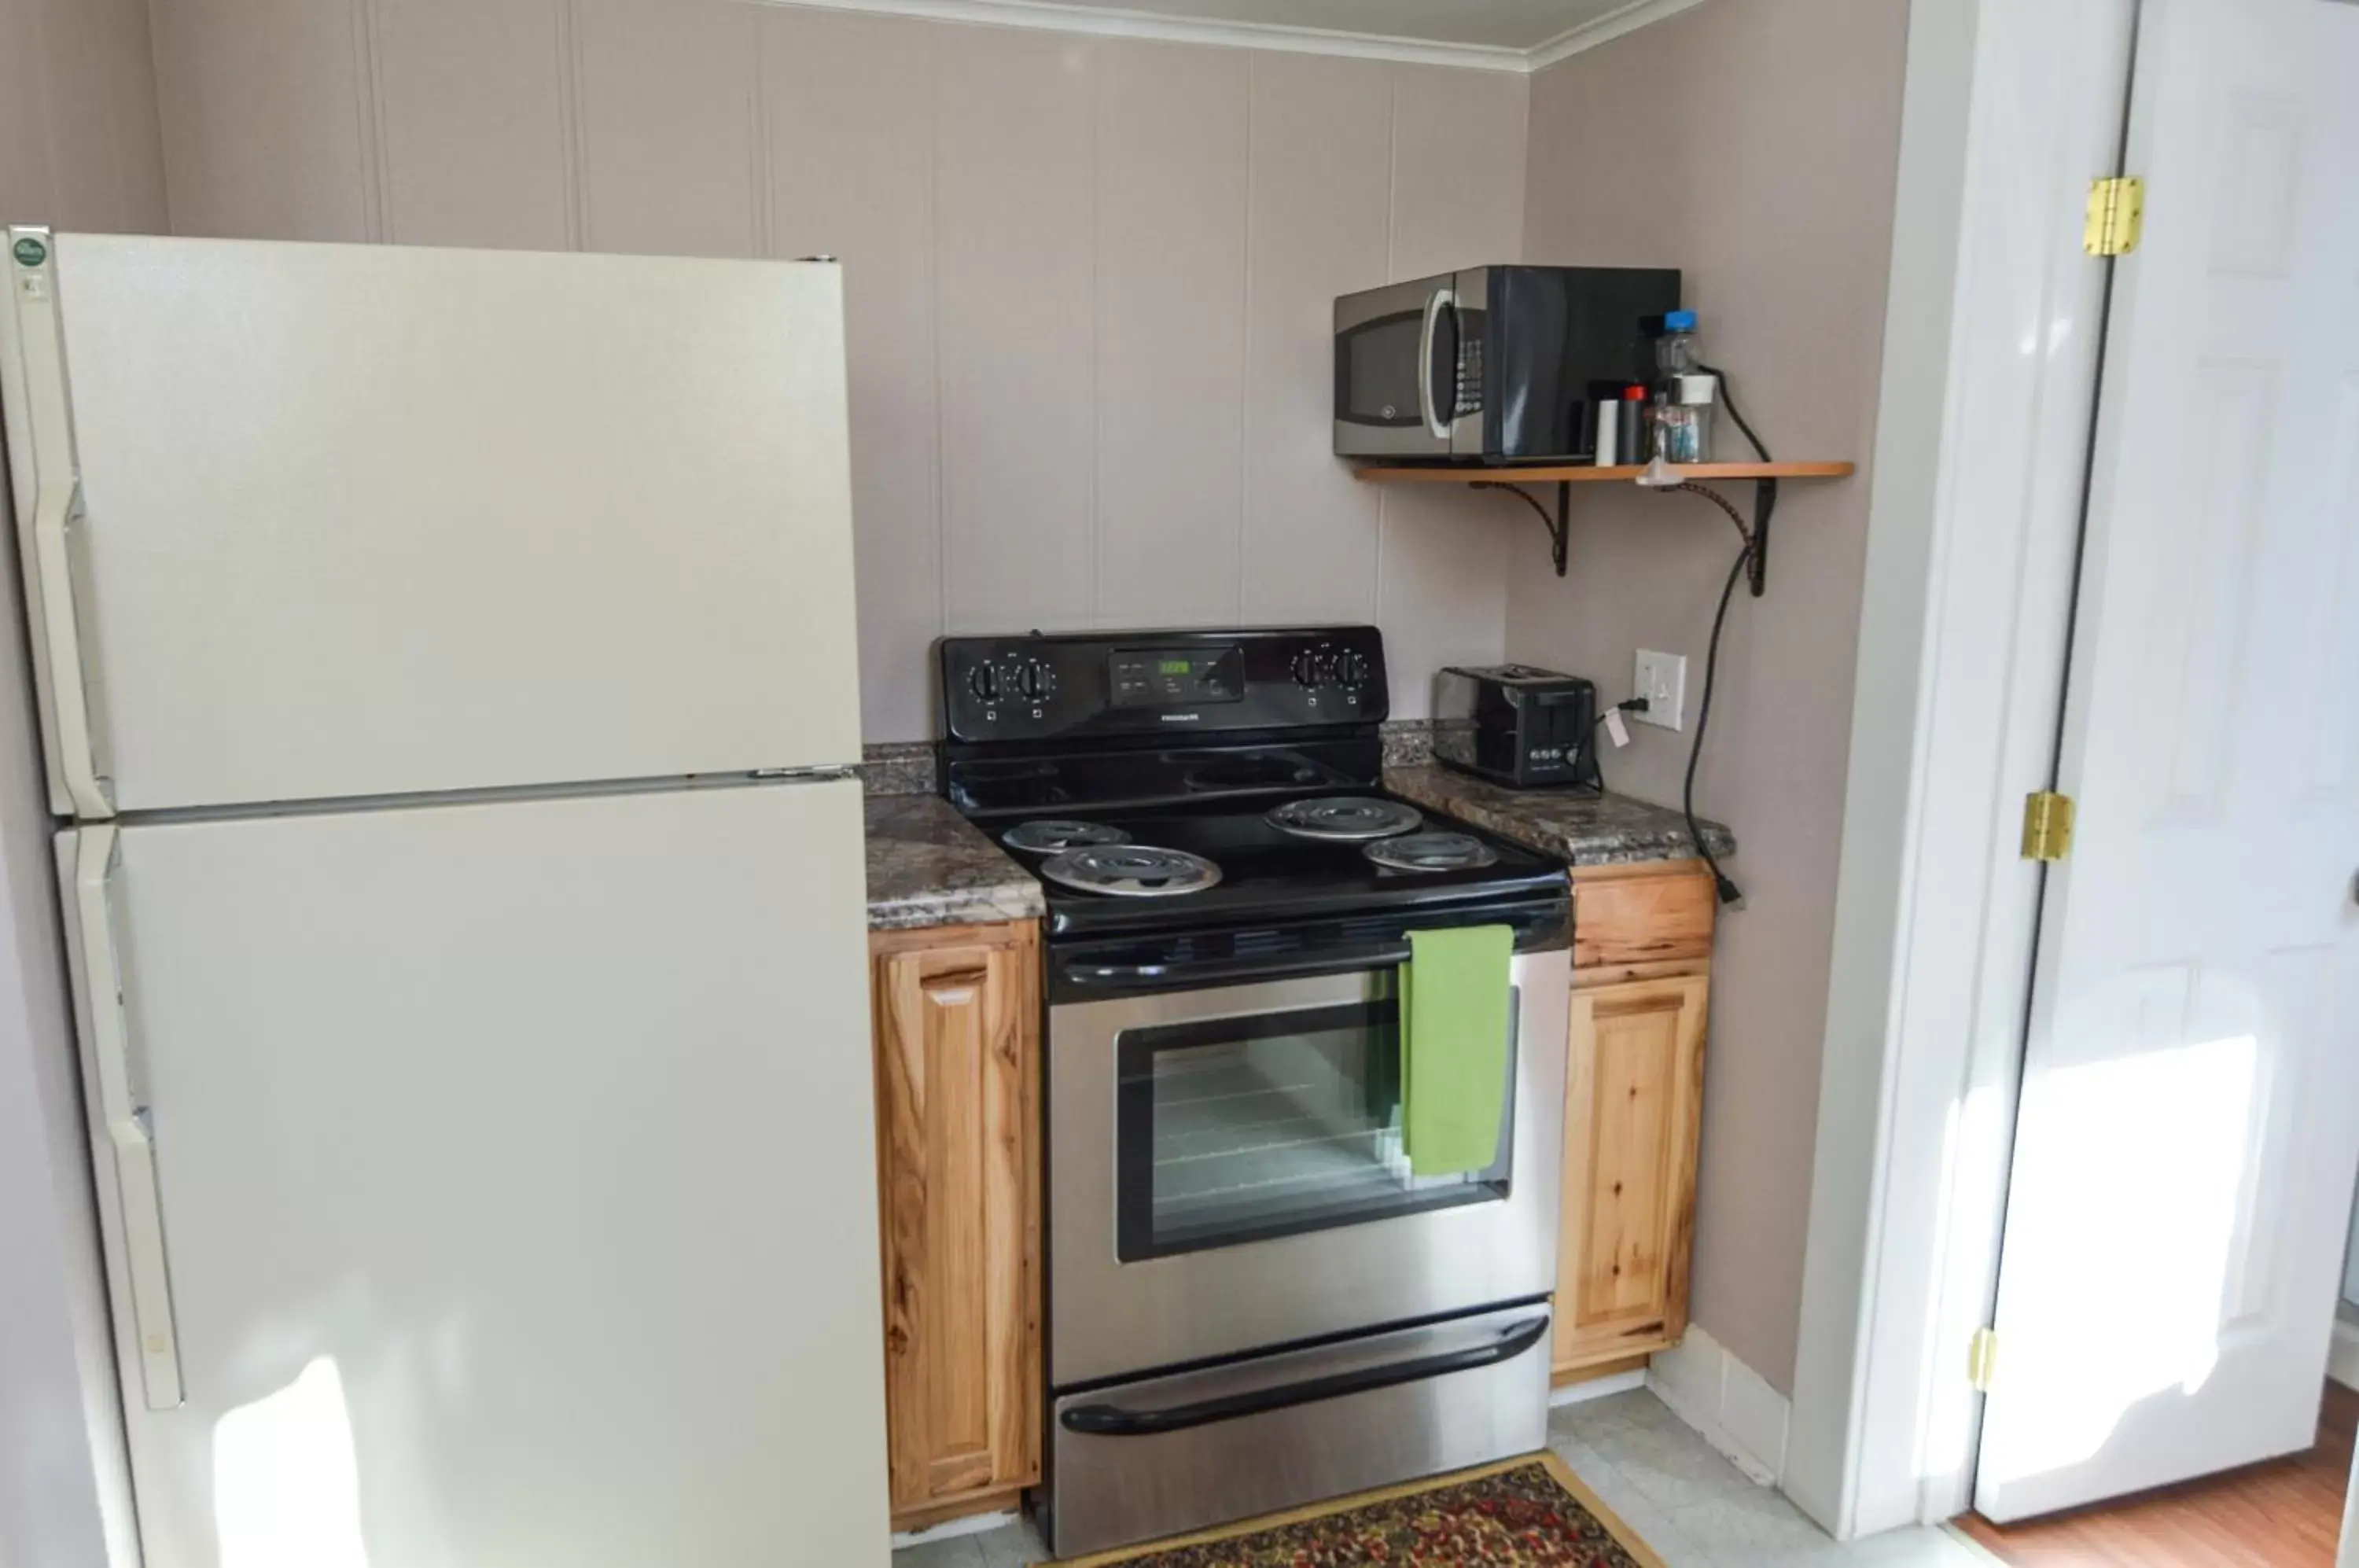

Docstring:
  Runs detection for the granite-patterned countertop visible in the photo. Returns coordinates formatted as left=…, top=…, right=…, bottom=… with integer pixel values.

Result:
left=859, top=748, right=1729, bottom=929
left=1383, top=764, right=1736, bottom=867
left=864, top=793, right=1044, bottom=932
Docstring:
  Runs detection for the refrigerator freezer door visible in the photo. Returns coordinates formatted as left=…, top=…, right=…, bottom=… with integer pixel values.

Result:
left=2, top=233, right=859, bottom=815
left=56, top=779, right=886, bottom=1568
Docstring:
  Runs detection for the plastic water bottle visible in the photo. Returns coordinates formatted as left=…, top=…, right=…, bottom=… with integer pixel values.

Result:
left=1656, top=309, right=1701, bottom=378
left=1652, top=311, right=1713, bottom=462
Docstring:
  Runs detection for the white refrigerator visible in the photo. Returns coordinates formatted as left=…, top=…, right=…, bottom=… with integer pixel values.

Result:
left=1, top=230, right=888, bottom=1567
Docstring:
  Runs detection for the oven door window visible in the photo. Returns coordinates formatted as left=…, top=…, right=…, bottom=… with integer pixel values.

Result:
left=1115, top=990, right=1516, bottom=1261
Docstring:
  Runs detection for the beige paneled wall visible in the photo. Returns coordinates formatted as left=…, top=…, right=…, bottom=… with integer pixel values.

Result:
left=1513, top=0, right=1908, bottom=1396
left=371, top=0, right=574, bottom=248
left=0, top=0, right=167, bottom=231
left=1093, top=40, right=1248, bottom=628
left=146, top=0, right=1529, bottom=739
left=150, top=0, right=377, bottom=239
left=929, top=26, right=1098, bottom=642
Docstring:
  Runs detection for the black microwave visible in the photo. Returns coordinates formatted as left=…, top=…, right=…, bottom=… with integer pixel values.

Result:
left=1333, top=265, right=1680, bottom=462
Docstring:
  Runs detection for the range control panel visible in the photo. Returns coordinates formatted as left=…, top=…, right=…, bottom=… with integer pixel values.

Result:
left=939, top=626, right=1388, bottom=744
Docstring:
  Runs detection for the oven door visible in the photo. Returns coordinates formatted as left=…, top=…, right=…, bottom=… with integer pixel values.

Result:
left=1332, top=272, right=1487, bottom=459
left=1048, top=945, right=1569, bottom=1386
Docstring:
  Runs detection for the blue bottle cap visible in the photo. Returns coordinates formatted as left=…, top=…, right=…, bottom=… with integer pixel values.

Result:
left=1664, top=309, right=1698, bottom=331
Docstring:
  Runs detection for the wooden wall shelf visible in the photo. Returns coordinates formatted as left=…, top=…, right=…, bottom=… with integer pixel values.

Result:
left=1352, top=460, right=1854, bottom=486
left=1351, top=459, right=1857, bottom=591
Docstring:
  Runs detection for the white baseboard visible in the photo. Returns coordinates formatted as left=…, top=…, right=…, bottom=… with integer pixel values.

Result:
left=1548, top=1368, right=1648, bottom=1408
left=1645, top=1325, right=1791, bottom=1488
left=889, top=1508, right=1017, bottom=1549
left=2330, top=1315, right=2359, bottom=1393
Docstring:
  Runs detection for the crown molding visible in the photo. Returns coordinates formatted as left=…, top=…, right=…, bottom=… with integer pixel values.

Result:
left=1525, top=0, right=1711, bottom=70
left=754, top=0, right=1719, bottom=72
left=751, top=0, right=1535, bottom=71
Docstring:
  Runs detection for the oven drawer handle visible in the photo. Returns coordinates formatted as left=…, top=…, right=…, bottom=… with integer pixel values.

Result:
left=1058, top=1315, right=1548, bottom=1438
left=1063, top=945, right=1411, bottom=992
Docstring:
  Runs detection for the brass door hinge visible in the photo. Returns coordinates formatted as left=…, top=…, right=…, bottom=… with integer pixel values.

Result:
left=2084, top=176, right=2144, bottom=256
left=1968, top=1327, right=1999, bottom=1393
left=2022, top=791, right=2076, bottom=862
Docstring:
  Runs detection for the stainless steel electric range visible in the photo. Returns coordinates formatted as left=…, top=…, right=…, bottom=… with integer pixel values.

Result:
left=938, top=626, right=1572, bottom=1558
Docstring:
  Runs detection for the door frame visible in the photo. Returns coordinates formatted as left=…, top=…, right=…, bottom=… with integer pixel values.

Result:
left=1779, top=0, right=2138, bottom=1539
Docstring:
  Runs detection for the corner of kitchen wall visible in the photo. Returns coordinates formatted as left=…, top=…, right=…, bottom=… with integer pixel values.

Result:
left=0, top=0, right=167, bottom=232
left=1511, top=0, right=1912, bottom=1395
left=1648, top=1323, right=1794, bottom=1487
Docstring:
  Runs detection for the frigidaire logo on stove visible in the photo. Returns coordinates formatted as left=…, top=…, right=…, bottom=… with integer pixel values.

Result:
left=1159, top=712, right=1201, bottom=723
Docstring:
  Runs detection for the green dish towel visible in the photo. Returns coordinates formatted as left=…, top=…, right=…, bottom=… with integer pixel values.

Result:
left=1400, top=925, right=1514, bottom=1177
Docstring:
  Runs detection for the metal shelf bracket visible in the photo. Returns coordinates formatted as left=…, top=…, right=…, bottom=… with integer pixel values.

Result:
left=1471, top=473, right=1779, bottom=594
left=1358, top=461, right=1845, bottom=594
left=1743, top=477, right=1776, bottom=597
left=1470, top=480, right=1573, bottom=576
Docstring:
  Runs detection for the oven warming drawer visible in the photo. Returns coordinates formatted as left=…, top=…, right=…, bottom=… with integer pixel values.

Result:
left=1044, top=1302, right=1554, bottom=1557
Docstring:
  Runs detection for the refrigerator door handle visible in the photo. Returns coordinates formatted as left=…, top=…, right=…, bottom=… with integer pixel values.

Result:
left=75, top=825, right=183, bottom=1410
left=9, top=227, right=111, bottom=819
left=35, top=476, right=109, bottom=819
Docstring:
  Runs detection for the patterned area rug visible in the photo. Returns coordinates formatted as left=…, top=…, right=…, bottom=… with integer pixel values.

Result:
left=1047, top=1452, right=1664, bottom=1567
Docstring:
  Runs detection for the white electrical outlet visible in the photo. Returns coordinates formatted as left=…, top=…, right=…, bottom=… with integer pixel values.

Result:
left=1633, top=649, right=1687, bottom=731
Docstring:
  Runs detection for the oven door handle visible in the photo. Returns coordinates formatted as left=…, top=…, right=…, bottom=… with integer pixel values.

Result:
left=1061, top=944, right=1411, bottom=992
left=1058, top=1314, right=1548, bottom=1438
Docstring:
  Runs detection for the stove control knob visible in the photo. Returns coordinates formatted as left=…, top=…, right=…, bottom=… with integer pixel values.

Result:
left=1335, top=649, right=1371, bottom=689
left=1290, top=650, right=1321, bottom=688
left=967, top=664, right=1001, bottom=704
left=1018, top=661, right=1056, bottom=702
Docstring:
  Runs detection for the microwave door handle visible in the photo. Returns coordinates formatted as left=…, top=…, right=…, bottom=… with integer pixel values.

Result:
left=1416, top=287, right=1456, bottom=441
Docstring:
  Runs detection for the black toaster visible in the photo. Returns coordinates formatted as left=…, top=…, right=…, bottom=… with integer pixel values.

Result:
left=1431, top=664, right=1603, bottom=790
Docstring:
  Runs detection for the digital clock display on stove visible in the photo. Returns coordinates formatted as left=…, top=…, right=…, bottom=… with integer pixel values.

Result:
left=1110, top=646, right=1244, bottom=707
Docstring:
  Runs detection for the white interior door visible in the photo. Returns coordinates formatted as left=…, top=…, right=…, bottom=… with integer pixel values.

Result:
left=1974, top=0, right=2359, bottom=1522
left=0, top=234, right=859, bottom=815
left=59, top=779, right=886, bottom=1568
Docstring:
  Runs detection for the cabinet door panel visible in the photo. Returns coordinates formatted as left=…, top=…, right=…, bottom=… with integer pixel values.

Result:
left=873, top=927, right=1040, bottom=1515
left=1581, top=1003, right=1679, bottom=1322
left=1555, top=973, right=1707, bottom=1372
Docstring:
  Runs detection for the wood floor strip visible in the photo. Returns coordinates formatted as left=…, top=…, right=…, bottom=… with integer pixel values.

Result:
left=1958, top=1382, right=2357, bottom=1568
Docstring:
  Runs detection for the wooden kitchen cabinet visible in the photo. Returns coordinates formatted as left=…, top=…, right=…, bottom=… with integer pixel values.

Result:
left=869, top=921, right=1042, bottom=1530
left=1554, top=866, right=1714, bottom=1382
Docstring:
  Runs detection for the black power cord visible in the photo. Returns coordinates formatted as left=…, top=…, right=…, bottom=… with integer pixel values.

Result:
left=1597, top=696, right=1651, bottom=725
left=1658, top=483, right=1749, bottom=906
left=1700, top=362, right=1778, bottom=554
left=1657, top=363, right=1776, bottom=908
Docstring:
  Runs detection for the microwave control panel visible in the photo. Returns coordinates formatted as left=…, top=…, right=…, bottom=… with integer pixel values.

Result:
left=938, top=626, right=1386, bottom=743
